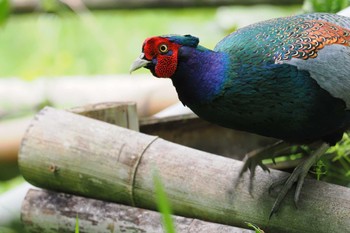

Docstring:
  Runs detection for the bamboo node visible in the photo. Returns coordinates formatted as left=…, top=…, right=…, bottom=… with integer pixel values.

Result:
left=130, top=135, right=160, bottom=206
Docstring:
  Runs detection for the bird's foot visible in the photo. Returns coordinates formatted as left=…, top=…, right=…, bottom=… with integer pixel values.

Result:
left=236, top=140, right=292, bottom=194
left=268, top=142, right=330, bottom=218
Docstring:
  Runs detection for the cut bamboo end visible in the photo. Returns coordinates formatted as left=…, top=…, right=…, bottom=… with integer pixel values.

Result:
left=69, top=102, right=139, bottom=131
left=18, top=106, right=157, bottom=206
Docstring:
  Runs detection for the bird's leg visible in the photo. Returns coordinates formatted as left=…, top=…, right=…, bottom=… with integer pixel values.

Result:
left=269, top=142, right=330, bottom=218
left=236, top=140, right=294, bottom=193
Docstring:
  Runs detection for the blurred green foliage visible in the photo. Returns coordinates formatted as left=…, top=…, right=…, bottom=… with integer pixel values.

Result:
left=0, top=163, right=20, bottom=181
left=41, top=0, right=63, bottom=13
left=304, top=0, right=350, bottom=13
left=0, top=9, right=221, bottom=80
left=0, top=5, right=300, bottom=80
left=0, top=176, right=24, bottom=195
left=0, top=226, right=19, bottom=233
left=0, top=0, right=9, bottom=25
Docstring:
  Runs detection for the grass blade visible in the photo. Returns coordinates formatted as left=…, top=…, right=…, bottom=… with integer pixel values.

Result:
left=153, top=170, right=176, bottom=233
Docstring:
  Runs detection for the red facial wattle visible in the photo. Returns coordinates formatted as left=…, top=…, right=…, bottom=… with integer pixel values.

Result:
left=154, top=50, right=178, bottom=78
left=142, top=37, right=180, bottom=78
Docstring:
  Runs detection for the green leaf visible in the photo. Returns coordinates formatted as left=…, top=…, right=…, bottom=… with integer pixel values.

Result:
left=153, top=170, right=176, bottom=233
left=0, top=0, right=9, bottom=25
left=75, top=215, right=79, bottom=233
left=246, top=222, right=265, bottom=233
left=304, top=0, right=350, bottom=13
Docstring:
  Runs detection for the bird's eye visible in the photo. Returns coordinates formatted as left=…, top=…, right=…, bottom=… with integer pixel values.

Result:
left=159, top=44, right=168, bottom=54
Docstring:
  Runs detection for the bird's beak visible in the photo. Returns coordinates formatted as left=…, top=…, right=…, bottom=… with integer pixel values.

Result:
left=129, top=53, right=151, bottom=74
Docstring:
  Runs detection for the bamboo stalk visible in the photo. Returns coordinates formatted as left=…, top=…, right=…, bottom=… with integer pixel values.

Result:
left=20, top=103, right=251, bottom=233
left=70, top=102, right=139, bottom=131
left=18, top=107, right=350, bottom=233
left=22, top=189, right=254, bottom=233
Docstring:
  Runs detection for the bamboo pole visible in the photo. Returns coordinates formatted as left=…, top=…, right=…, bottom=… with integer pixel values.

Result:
left=22, top=189, right=254, bottom=233
left=18, top=107, right=350, bottom=233
left=70, top=102, right=139, bottom=131
left=20, top=103, right=252, bottom=232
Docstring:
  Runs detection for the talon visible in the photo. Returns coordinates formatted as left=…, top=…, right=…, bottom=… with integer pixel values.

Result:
left=272, top=157, right=276, bottom=165
left=260, top=163, right=270, bottom=172
left=268, top=176, right=288, bottom=196
left=235, top=140, right=291, bottom=193
left=268, top=143, right=330, bottom=218
left=294, top=170, right=307, bottom=206
left=235, top=141, right=330, bottom=219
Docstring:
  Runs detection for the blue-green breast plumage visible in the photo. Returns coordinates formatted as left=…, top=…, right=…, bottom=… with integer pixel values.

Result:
left=171, top=13, right=350, bottom=145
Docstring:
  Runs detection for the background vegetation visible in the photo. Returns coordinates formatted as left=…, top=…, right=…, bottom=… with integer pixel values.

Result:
left=0, top=8, right=223, bottom=79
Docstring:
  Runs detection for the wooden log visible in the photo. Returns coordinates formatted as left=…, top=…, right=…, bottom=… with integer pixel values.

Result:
left=22, top=189, right=254, bottom=233
left=18, top=107, right=350, bottom=233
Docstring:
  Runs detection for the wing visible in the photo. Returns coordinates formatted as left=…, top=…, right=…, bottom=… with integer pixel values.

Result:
left=276, top=18, right=350, bottom=109
left=283, top=43, right=350, bottom=109
left=215, top=13, right=350, bottom=109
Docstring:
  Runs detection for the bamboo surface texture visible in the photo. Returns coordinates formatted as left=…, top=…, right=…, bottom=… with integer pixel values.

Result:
left=22, top=189, right=254, bottom=233
left=20, top=103, right=253, bottom=232
left=19, top=107, right=350, bottom=233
